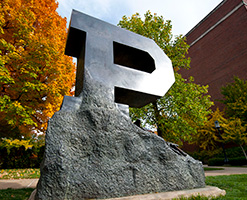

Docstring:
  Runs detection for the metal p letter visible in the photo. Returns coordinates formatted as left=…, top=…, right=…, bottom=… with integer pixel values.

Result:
left=65, top=10, right=175, bottom=108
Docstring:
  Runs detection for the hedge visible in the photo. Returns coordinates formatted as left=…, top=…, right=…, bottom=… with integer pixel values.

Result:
left=208, top=156, right=247, bottom=166
left=188, top=146, right=247, bottom=165
left=0, top=145, right=44, bottom=169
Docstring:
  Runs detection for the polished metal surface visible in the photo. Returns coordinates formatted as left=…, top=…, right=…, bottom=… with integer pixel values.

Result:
left=65, top=10, right=175, bottom=108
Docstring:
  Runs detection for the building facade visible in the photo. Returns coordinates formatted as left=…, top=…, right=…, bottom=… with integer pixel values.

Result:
left=180, top=0, right=247, bottom=109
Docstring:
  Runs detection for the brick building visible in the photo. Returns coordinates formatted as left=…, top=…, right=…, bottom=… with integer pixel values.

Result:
left=180, top=0, right=247, bottom=109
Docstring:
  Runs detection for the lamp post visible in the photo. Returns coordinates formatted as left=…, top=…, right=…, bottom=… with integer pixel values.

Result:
left=214, top=120, right=228, bottom=164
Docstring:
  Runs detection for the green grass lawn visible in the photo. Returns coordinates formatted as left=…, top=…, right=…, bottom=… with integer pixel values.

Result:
left=0, top=188, right=34, bottom=200
left=0, top=168, right=40, bottom=179
left=182, top=174, right=247, bottom=200
left=205, top=175, right=247, bottom=200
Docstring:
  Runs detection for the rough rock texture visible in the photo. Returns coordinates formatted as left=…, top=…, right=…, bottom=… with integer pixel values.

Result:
left=35, top=75, right=205, bottom=200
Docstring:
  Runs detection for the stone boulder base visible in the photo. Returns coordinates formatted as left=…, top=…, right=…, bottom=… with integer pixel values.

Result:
left=35, top=104, right=205, bottom=200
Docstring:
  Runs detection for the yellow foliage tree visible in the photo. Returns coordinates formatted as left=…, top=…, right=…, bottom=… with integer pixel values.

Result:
left=195, top=108, right=247, bottom=159
left=194, top=108, right=226, bottom=156
left=221, top=118, right=247, bottom=160
left=221, top=77, right=247, bottom=126
left=0, top=0, right=75, bottom=138
left=0, top=138, right=33, bottom=153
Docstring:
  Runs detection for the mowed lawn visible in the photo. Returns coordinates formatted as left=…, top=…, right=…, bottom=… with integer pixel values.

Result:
left=205, top=174, right=247, bottom=200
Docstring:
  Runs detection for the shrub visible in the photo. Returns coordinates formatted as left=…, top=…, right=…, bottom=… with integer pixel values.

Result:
left=187, top=149, right=223, bottom=164
left=0, top=145, right=45, bottom=169
left=228, top=157, right=247, bottom=166
left=0, top=138, right=45, bottom=169
left=188, top=145, right=247, bottom=165
left=208, top=156, right=247, bottom=166
left=208, top=157, right=225, bottom=166
left=224, top=146, right=247, bottom=158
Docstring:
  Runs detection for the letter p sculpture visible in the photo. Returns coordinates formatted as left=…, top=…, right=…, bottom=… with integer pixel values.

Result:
left=62, top=10, right=175, bottom=115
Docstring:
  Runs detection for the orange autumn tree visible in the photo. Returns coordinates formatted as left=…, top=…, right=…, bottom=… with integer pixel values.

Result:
left=0, top=0, right=75, bottom=139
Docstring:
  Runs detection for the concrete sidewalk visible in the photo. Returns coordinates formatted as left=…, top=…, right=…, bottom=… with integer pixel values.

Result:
left=204, top=165, right=247, bottom=176
left=0, top=166, right=246, bottom=190
left=28, top=186, right=226, bottom=200
left=0, top=178, right=38, bottom=189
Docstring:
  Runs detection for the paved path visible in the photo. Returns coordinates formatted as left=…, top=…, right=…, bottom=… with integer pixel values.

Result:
left=28, top=186, right=226, bottom=200
left=0, top=179, right=38, bottom=189
left=0, top=166, right=246, bottom=190
left=204, top=165, right=247, bottom=176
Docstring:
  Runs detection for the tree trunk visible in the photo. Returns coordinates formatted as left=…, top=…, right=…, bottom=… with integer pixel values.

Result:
left=240, top=144, right=247, bottom=161
left=152, top=101, right=163, bottom=138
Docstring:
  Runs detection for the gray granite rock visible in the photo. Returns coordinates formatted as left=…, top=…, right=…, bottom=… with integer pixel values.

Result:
left=35, top=77, right=205, bottom=200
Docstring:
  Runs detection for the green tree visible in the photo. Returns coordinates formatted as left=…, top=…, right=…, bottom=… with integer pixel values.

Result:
left=130, top=73, right=212, bottom=144
left=221, top=76, right=247, bottom=126
left=222, top=118, right=247, bottom=160
left=118, top=11, right=213, bottom=144
left=118, top=11, right=190, bottom=71
left=0, top=0, right=76, bottom=138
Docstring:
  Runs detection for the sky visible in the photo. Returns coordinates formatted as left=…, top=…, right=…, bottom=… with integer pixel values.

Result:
left=56, top=0, right=223, bottom=36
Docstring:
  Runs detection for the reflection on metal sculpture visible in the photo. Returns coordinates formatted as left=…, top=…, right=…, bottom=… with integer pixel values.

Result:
left=65, top=10, right=175, bottom=108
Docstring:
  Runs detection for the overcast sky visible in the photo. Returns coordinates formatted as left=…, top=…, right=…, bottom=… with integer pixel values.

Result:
left=56, top=0, right=223, bottom=36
